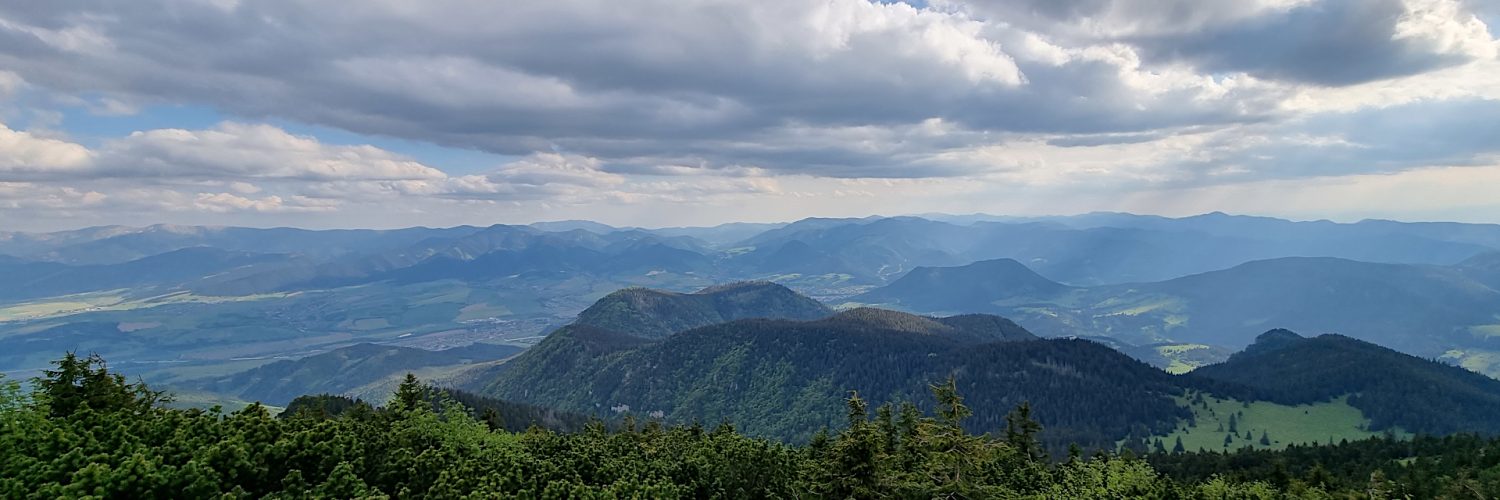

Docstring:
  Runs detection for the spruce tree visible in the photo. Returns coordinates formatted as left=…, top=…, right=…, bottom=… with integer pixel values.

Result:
left=1003, top=401, right=1044, bottom=462
left=392, top=373, right=426, bottom=413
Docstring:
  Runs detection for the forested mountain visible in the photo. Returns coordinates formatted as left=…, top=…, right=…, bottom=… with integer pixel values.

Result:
left=856, top=256, right=1500, bottom=375
left=186, top=342, right=522, bottom=406
left=0, top=248, right=292, bottom=301
left=483, top=308, right=1196, bottom=451
left=853, top=258, right=1075, bottom=313
left=572, top=281, right=833, bottom=339
left=0, top=224, right=488, bottom=265
left=1189, top=330, right=1500, bottom=435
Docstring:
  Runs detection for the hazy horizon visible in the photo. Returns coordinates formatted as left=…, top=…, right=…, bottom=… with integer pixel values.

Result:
left=8, top=209, right=1500, bottom=234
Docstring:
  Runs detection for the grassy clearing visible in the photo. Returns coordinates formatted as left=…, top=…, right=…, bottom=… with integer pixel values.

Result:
left=1154, top=393, right=1403, bottom=452
left=1154, top=344, right=1216, bottom=374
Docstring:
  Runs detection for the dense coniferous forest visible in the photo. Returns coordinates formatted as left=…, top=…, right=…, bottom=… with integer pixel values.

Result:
left=6, top=353, right=1500, bottom=498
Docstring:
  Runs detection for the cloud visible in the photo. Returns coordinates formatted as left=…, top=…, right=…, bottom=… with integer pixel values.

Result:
left=941, top=0, right=1316, bottom=38
left=1, top=0, right=1498, bottom=228
left=0, top=71, right=22, bottom=99
left=191, top=192, right=338, bottom=213
left=954, top=0, right=1497, bottom=86
left=97, top=122, right=447, bottom=181
left=1131, top=0, right=1496, bottom=86
left=0, top=121, right=93, bottom=176
left=0, top=182, right=106, bottom=210
left=0, top=0, right=1285, bottom=178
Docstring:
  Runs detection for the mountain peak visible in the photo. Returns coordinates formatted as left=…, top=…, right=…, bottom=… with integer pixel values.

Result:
left=1240, top=328, right=1307, bottom=356
left=574, top=283, right=832, bottom=339
left=854, top=258, right=1069, bottom=313
left=1255, top=328, right=1305, bottom=343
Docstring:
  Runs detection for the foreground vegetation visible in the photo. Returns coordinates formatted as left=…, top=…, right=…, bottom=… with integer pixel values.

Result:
left=4, top=354, right=1499, bottom=498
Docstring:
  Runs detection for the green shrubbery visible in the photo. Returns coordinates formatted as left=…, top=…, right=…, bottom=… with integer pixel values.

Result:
left=1, top=354, right=1481, bottom=498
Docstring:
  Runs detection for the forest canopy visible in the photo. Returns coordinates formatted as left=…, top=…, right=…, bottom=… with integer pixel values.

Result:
left=3, top=354, right=1499, bottom=498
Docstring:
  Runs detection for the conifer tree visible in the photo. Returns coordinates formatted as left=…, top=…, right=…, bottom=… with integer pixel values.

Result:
left=1003, top=401, right=1044, bottom=462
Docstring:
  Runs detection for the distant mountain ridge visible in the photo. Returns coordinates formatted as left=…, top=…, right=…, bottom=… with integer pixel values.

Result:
left=186, top=342, right=523, bottom=406
left=0, top=247, right=292, bottom=300
left=7, top=213, right=1498, bottom=303
left=855, top=256, right=1500, bottom=376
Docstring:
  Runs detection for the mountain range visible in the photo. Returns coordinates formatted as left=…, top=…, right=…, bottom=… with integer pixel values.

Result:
left=469, top=282, right=1500, bottom=451
left=4, top=212, right=1500, bottom=392
left=854, top=256, right=1500, bottom=376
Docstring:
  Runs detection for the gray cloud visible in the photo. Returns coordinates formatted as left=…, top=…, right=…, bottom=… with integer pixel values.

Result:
left=1160, top=98, right=1500, bottom=186
left=956, top=0, right=1496, bottom=86
left=1132, top=0, right=1485, bottom=85
left=0, top=0, right=1284, bottom=178
left=0, top=0, right=1497, bottom=229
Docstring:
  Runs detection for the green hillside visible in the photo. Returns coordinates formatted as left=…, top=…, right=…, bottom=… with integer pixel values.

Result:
left=1189, top=329, right=1500, bottom=435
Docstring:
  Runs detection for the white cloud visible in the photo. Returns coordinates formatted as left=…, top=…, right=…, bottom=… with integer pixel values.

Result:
left=1395, top=0, right=1499, bottom=60
left=191, top=192, right=338, bottom=213
left=0, top=122, right=94, bottom=176
left=96, top=122, right=447, bottom=181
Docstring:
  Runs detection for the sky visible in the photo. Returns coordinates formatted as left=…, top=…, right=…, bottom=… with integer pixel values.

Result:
left=0, top=0, right=1498, bottom=231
